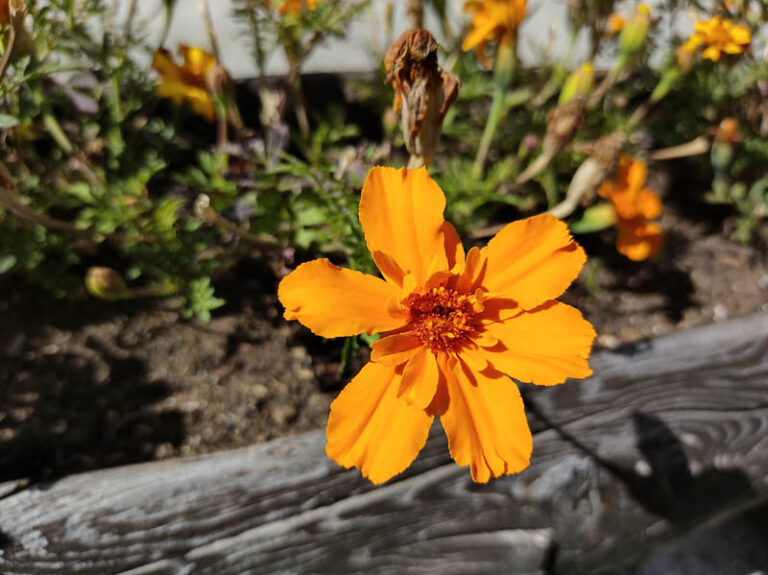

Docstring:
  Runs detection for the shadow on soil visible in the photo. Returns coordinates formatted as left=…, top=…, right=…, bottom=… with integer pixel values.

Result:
left=0, top=292, right=185, bottom=483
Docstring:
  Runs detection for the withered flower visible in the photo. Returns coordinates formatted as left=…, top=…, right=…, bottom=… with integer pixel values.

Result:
left=385, top=29, right=460, bottom=169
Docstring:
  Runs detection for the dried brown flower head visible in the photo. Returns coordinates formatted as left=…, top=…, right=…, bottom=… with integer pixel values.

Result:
left=384, top=29, right=460, bottom=168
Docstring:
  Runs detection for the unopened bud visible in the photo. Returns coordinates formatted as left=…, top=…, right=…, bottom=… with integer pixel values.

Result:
left=617, top=4, right=651, bottom=68
left=569, top=202, right=618, bottom=234
left=543, top=99, right=586, bottom=155
left=559, top=62, right=594, bottom=105
left=85, top=267, right=129, bottom=300
left=715, top=117, right=740, bottom=144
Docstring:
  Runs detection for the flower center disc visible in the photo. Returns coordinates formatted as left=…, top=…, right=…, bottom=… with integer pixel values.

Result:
left=406, top=286, right=481, bottom=353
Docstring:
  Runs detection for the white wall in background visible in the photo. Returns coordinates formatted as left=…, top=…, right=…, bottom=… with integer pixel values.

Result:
left=126, top=0, right=762, bottom=79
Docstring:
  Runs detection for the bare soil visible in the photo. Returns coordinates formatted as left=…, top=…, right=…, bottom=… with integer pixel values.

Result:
left=1, top=206, right=766, bottom=483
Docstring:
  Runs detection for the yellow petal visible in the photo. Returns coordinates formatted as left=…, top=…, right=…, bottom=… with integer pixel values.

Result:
left=480, top=214, right=586, bottom=309
left=398, top=346, right=439, bottom=408
left=701, top=46, right=722, bottom=61
left=326, top=362, right=433, bottom=484
left=183, top=87, right=217, bottom=123
left=439, top=359, right=532, bottom=483
left=278, top=258, right=406, bottom=338
left=155, top=81, right=189, bottom=105
left=729, top=26, right=751, bottom=45
left=180, top=44, right=216, bottom=77
left=359, top=167, right=449, bottom=285
left=152, top=49, right=181, bottom=82
left=462, top=15, right=499, bottom=52
left=481, top=301, right=596, bottom=386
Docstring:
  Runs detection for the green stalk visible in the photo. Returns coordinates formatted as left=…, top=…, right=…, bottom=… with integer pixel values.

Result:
left=472, top=40, right=516, bottom=179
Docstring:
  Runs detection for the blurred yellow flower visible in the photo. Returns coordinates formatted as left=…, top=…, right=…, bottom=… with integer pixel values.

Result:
left=279, top=0, right=317, bottom=15
left=152, top=45, right=217, bottom=122
left=462, top=0, right=528, bottom=67
left=683, top=17, right=751, bottom=62
left=598, top=156, right=664, bottom=261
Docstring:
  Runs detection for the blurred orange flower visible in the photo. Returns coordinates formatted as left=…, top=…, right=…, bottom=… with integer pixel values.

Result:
left=607, top=13, right=624, bottom=34
left=152, top=45, right=217, bottom=122
left=598, top=156, right=664, bottom=261
left=683, top=17, right=751, bottom=62
left=462, top=0, right=528, bottom=67
left=279, top=0, right=317, bottom=15
left=279, top=167, right=595, bottom=484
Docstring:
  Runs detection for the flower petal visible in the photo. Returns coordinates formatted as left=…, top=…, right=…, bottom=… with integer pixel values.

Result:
left=480, top=214, right=586, bottom=309
left=455, top=246, right=486, bottom=293
left=439, top=359, right=532, bottom=483
left=359, top=167, right=448, bottom=285
left=617, top=220, right=664, bottom=261
left=626, top=157, right=647, bottom=193
left=462, top=15, right=499, bottom=52
left=326, top=362, right=433, bottom=484
left=442, top=222, right=466, bottom=271
left=279, top=258, right=406, bottom=338
left=481, top=301, right=596, bottom=386
left=399, top=346, right=439, bottom=408
left=371, top=333, right=422, bottom=367
left=636, top=187, right=662, bottom=219
left=152, top=50, right=181, bottom=81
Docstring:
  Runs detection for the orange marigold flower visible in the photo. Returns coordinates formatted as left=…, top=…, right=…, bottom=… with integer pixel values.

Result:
left=598, top=156, right=664, bottom=261
left=462, top=0, right=528, bottom=67
left=279, top=0, right=317, bottom=15
left=152, top=44, right=218, bottom=122
left=683, top=17, right=751, bottom=62
left=279, top=167, right=596, bottom=484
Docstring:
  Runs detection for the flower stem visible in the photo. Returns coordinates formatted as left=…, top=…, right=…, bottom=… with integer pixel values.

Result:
left=472, top=41, right=516, bottom=179
left=472, top=84, right=505, bottom=179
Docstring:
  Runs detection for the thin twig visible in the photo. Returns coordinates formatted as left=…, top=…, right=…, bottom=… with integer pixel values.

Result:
left=0, top=21, right=17, bottom=84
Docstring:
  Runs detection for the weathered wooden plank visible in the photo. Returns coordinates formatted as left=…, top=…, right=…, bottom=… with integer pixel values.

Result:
left=0, top=314, right=766, bottom=574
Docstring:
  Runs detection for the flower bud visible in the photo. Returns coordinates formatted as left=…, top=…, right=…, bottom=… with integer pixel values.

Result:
left=559, top=62, right=594, bottom=105
left=617, top=4, right=651, bottom=68
left=542, top=99, right=586, bottom=156
left=85, top=267, right=129, bottom=300
left=715, top=117, right=740, bottom=144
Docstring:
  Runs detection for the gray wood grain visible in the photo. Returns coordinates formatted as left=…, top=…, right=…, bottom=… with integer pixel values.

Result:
left=1, top=314, right=767, bottom=575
